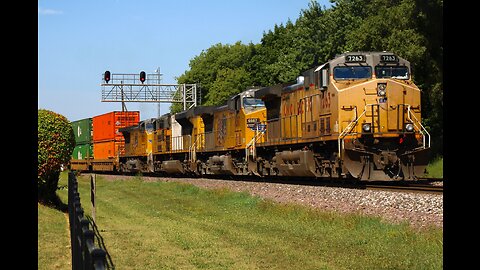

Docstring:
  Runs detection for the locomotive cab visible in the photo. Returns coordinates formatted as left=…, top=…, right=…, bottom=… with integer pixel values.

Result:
left=119, top=118, right=157, bottom=172
left=152, top=113, right=172, bottom=154
left=205, top=88, right=267, bottom=175
left=329, top=52, right=430, bottom=180
left=227, top=88, right=267, bottom=148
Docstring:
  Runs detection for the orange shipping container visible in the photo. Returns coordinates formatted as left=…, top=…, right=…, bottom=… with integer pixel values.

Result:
left=93, top=140, right=125, bottom=159
left=93, top=111, right=140, bottom=142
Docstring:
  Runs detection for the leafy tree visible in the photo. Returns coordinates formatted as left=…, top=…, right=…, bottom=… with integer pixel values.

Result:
left=173, top=42, right=256, bottom=112
left=412, top=0, right=443, bottom=156
left=294, top=1, right=329, bottom=66
left=38, top=109, right=75, bottom=204
left=204, top=67, right=252, bottom=106
left=250, top=20, right=307, bottom=86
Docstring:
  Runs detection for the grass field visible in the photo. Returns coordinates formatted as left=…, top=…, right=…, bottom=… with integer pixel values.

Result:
left=38, top=202, right=71, bottom=269
left=37, top=172, right=444, bottom=270
left=426, top=157, right=443, bottom=178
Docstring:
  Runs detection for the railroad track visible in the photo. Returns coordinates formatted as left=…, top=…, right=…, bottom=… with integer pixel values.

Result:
left=219, top=175, right=444, bottom=195
left=87, top=171, right=443, bottom=195
left=364, top=182, right=443, bottom=194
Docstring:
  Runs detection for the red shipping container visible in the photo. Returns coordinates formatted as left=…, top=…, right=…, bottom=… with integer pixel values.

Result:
left=92, top=111, right=140, bottom=142
left=93, top=140, right=125, bottom=159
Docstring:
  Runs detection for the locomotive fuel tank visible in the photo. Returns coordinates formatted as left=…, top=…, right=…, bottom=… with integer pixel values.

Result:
left=275, top=150, right=320, bottom=177
left=161, top=160, right=185, bottom=174
left=207, top=155, right=236, bottom=175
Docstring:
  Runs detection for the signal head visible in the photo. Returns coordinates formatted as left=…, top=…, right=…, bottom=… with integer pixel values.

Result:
left=104, top=70, right=111, bottom=83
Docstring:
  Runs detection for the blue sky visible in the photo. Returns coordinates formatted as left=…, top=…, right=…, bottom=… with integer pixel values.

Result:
left=38, top=0, right=332, bottom=121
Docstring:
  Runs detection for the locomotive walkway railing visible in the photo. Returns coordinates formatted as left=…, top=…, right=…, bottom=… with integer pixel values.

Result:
left=68, top=171, right=107, bottom=270
left=246, top=125, right=267, bottom=161
left=338, top=106, right=365, bottom=158
left=406, top=105, right=430, bottom=148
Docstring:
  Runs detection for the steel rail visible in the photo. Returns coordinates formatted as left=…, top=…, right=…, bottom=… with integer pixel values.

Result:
left=86, top=171, right=443, bottom=194
left=364, top=183, right=443, bottom=194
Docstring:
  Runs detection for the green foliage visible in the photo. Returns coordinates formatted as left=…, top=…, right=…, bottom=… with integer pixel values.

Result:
left=204, top=67, right=252, bottom=106
left=175, top=0, right=443, bottom=155
left=38, top=109, right=75, bottom=202
left=174, top=42, right=257, bottom=110
left=426, top=156, right=443, bottom=178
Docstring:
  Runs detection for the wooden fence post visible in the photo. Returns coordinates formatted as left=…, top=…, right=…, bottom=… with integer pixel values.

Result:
left=91, top=174, right=96, bottom=223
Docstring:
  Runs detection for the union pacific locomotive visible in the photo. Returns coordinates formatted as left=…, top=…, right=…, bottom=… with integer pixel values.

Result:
left=70, top=52, right=430, bottom=181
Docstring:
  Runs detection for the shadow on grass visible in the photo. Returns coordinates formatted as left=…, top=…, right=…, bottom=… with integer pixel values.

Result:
left=38, top=193, right=69, bottom=213
left=86, top=215, right=116, bottom=270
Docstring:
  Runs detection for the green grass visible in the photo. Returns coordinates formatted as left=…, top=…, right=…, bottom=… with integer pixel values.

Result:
left=38, top=202, right=71, bottom=269
left=426, top=157, right=443, bottom=178
left=49, top=172, right=443, bottom=270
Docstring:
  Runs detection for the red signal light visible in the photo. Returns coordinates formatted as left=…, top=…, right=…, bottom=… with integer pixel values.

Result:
left=140, top=71, right=146, bottom=83
left=104, top=71, right=111, bottom=83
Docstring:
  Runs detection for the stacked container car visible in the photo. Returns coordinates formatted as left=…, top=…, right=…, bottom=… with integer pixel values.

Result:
left=70, top=118, right=94, bottom=171
left=91, top=111, right=140, bottom=171
left=69, top=111, right=140, bottom=172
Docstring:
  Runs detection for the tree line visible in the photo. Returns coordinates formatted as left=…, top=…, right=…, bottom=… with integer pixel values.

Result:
left=174, top=0, right=443, bottom=156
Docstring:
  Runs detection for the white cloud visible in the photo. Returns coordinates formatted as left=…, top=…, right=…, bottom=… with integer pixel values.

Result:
left=38, top=7, right=63, bottom=15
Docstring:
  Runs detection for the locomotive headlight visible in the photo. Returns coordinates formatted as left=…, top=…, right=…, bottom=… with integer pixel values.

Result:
left=405, top=123, right=414, bottom=132
left=362, top=123, right=372, bottom=132
left=377, top=83, right=387, bottom=96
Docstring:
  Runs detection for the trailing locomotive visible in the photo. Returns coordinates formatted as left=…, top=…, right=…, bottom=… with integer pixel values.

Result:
left=119, top=88, right=267, bottom=176
left=70, top=51, right=430, bottom=181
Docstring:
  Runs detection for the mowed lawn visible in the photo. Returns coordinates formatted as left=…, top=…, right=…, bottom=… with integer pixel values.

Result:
left=45, top=172, right=443, bottom=270
left=38, top=202, right=71, bottom=269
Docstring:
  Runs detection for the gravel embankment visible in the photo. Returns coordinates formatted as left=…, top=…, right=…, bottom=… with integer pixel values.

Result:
left=98, top=174, right=443, bottom=230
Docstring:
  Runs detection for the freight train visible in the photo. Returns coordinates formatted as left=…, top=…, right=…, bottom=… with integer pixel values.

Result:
left=70, top=51, right=430, bottom=181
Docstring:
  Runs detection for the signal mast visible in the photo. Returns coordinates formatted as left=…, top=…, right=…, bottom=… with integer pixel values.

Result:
left=101, top=70, right=199, bottom=112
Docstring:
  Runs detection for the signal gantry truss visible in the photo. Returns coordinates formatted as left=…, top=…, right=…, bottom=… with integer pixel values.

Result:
left=101, top=72, right=198, bottom=111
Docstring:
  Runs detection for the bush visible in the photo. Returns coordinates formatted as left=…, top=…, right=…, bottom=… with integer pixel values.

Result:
left=38, top=109, right=75, bottom=202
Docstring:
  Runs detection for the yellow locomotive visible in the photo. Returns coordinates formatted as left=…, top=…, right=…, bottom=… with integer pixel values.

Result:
left=254, top=51, right=429, bottom=180
left=78, top=51, right=429, bottom=181
left=118, top=88, right=267, bottom=176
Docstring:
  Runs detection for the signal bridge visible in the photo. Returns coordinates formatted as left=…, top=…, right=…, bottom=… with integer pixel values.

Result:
left=100, top=71, right=199, bottom=111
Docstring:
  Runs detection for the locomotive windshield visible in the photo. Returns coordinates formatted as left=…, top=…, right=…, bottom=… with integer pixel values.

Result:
left=333, top=66, right=372, bottom=80
left=243, top=97, right=265, bottom=108
left=146, top=122, right=155, bottom=132
left=375, top=66, right=409, bottom=79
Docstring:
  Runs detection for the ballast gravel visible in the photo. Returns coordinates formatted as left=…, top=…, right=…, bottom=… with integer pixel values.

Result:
left=99, top=174, right=443, bottom=230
